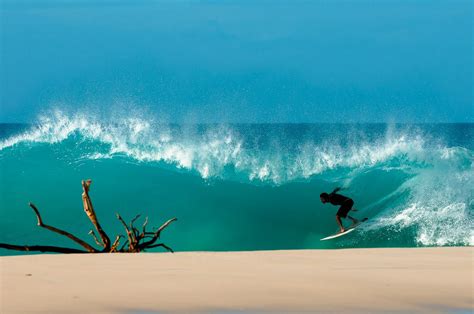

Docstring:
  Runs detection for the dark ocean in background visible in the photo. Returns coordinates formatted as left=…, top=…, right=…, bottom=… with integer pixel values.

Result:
left=0, top=111, right=473, bottom=255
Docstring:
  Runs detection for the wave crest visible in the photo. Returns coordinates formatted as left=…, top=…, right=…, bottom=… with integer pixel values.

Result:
left=0, top=111, right=451, bottom=183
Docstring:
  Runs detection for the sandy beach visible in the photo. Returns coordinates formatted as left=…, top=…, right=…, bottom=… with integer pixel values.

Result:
left=0, top=247, right=472, bottom=313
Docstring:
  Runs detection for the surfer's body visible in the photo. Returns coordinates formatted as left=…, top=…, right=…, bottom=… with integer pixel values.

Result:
left=320, top=188, right=359, bottom=233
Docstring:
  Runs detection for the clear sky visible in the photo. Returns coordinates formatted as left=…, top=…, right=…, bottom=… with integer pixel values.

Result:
left=0, top=0, right=472, bottom=123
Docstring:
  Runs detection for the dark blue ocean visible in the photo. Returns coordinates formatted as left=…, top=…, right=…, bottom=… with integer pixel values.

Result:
left=0, top=112, right=472, bottom=255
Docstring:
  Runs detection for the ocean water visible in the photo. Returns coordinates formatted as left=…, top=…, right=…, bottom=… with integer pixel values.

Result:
left=0, top=112, right=473, bottom=254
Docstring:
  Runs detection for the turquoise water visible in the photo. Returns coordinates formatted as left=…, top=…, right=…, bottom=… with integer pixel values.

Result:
left=0, top=112, right=473, bottom=254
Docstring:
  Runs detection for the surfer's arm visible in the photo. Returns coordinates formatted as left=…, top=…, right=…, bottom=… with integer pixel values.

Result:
left=330, top=187, right=342, bottom=194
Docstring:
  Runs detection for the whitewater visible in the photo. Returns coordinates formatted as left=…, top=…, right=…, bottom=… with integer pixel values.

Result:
left=0, top=111, right=472, bottom=254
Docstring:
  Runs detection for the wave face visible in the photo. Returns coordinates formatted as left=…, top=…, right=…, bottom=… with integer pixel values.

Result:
left=0, top=112, right=473, bottom=254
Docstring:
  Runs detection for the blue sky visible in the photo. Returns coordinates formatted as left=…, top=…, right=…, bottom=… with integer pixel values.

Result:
left=0, top=0, right=472, bottom=122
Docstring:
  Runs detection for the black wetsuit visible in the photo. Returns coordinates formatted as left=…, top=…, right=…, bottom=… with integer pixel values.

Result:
left=328, top=192, right=354, bottom=218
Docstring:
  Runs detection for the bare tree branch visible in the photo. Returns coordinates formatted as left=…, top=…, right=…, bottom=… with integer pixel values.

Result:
left=29, top=203, right=96, bottom=252
left=88, top=230, right=103, bottom=247
left=82, top=180, right=111, bottom=250
left=119, top=240, right=129, bottom=252
left=147, top=243, right=174, bottom=253
left=0, top=243, right=86, bottom=254
left=142, top=216, right=148, bottom=233
left=130, top=214, right=141, bottom=227
left=138, top=218, right=177, bottom=250
left=116, top=213, right=135, bottom=248
left=0, top=180, right=176, bottom=254
left=110, top=235, right=123, bottom=252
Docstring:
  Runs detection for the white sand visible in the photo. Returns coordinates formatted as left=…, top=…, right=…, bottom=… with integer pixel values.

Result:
left=1, top=247, right=472, bottom=313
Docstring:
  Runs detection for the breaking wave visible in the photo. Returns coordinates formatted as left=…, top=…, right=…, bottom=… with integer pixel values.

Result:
left=0, top=110, right=442, bottom=182
left=0, top=110, right=473, bottom=248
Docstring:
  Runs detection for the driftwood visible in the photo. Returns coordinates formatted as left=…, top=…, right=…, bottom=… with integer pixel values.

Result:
left=0, top=180, right=177, bottom=254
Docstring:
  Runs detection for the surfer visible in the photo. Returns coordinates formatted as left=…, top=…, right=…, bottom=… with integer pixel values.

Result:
left=320, top=187, right=359, bottom=233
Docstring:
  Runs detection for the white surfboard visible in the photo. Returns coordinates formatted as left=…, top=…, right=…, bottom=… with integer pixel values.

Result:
left=320, top=218, right=368, bottom=241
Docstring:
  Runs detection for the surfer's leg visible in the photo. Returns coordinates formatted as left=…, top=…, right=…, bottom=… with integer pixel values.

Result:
left=336, top=215, right=345, bottom=233
left=347, top=215, right=359, bottom=225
